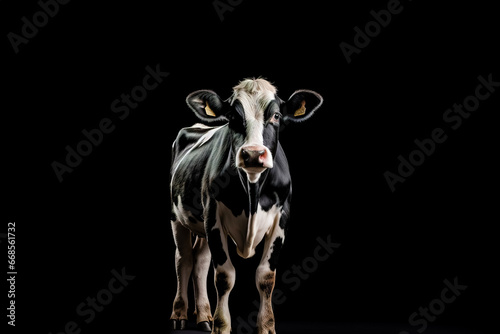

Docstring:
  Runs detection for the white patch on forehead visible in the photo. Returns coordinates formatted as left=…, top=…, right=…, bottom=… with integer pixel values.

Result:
left=230, top=78, right=277, bottom=118
left=229, top=78, right=277, bottom=144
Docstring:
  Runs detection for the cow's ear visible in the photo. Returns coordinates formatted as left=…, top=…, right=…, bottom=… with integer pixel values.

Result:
left=283, top=90, right=323, bottom=123
left=186, top=90, right=228, bottom=123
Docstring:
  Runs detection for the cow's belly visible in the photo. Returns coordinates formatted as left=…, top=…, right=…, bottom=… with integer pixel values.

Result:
left=172, top=196, right=281, bottom=258
left=217, top=201, right=281, bottom=259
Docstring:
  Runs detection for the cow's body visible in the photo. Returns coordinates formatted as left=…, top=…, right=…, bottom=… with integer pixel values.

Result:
left=169, top=79, right=322, bottom=334
left=171, top=123, right=291, bottom=257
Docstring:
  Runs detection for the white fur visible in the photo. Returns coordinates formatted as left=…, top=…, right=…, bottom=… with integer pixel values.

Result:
left=217, top=200, right=282, bottom=259
left=230, top=79, right=277, bottom=181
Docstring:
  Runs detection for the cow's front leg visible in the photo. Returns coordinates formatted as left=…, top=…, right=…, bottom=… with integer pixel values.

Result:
left=213, top=258, right=235, bottom=334
left=256, top=223, right=285, bottom=334
left=206, top=202, right=235, bottom=334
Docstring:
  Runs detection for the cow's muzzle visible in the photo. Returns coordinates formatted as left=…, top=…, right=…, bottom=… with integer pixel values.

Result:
left=237, top=145, right=273, bottom=171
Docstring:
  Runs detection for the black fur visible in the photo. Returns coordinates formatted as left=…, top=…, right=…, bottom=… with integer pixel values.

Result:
left=268, top=237, right=283, bottom=271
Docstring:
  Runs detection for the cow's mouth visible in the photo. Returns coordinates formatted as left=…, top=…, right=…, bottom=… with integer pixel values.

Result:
left=242, top=166, right=267, bottom=174
left=240, top=166, right=268, bottom=183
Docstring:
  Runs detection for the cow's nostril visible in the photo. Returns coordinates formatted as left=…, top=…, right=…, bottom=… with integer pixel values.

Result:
left=242, top=150, right=250, bottom=161
left=257, top=150, right=265, bottom=156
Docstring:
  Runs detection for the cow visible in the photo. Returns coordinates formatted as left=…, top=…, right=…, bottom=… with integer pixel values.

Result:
left=169, top=78, right=323, bottom=334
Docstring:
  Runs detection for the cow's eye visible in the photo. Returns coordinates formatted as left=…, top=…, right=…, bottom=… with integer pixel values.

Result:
left=271, top=112, right=281, bottom=123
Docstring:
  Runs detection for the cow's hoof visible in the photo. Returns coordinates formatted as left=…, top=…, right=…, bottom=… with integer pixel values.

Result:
left=169, top=319, right=187, bottom=330
left=197, top=321, right=212, bottom=332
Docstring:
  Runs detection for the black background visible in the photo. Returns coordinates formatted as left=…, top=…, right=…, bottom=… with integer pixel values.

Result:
left=2, top=0, right=498, bottom=333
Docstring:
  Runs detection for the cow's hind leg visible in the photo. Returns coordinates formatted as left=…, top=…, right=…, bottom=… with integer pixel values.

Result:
left=192, top=236, right=213, bottom=331
left=256, top=223, right=285, bottom=334
left=170, top=221, right=193, bottom=330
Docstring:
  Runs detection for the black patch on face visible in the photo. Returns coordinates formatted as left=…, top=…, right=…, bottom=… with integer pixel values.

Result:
left=268, top=237, right=283, bottom=271
left=207, top=228, right=227, bottom=267
left=263, top=122, right=279, bottom=158
left=215, top=271, right=230, bottom=296
left=188, top=216, right=198, bottom=224
left=227, top=103, right=246, bottom=163
left=263, top=101, right=280, bottom=161
left=226, top=101, right=246, bottom=135
left=264, top=99, right=282, bottom=121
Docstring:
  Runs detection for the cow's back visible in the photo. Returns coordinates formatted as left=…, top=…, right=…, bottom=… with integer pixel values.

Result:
left=171, top=124, right=216, bottom=165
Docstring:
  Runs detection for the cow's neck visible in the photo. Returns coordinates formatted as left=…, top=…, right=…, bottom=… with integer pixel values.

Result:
left=248, top=181, right=259, bottom=216
left=238, top=169, right=269, bottom=214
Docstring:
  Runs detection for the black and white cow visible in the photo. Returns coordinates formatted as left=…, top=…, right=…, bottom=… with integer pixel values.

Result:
left=169, top=78, right=323, bottom=334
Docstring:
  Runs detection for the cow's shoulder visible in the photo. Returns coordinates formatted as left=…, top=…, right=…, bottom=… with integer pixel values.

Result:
left=171, top=123, right=230, bottom=190
left=171, top=123, right=228, bottom=171
left=173, top=123, right=215, bottom=157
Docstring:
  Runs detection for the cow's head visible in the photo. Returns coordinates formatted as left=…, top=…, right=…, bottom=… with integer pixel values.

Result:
left=186, top=78, right=323, bottom=182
